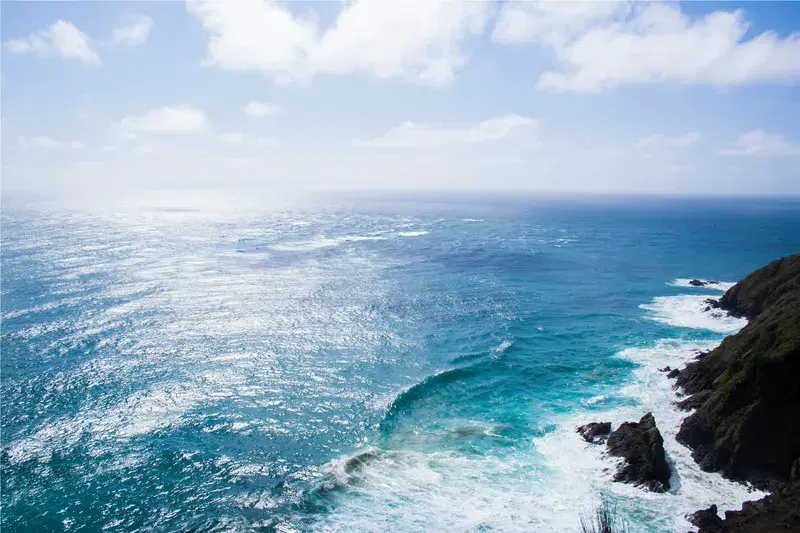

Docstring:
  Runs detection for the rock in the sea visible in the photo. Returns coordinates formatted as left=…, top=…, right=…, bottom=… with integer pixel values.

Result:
left=577, top=422, right=611, bottom=444
left=687, top=505, right=723, bottom=532
left=606, top=413, right=671, bottom=492
left=693, top=484, right=800, bottom=533
left=676, top=253, right=800, bottom=490
left=667, top=368, right=681, bottom=379
left=689, top=279, right=706, bottom=286
left=659, top=366, right=671, bottom=372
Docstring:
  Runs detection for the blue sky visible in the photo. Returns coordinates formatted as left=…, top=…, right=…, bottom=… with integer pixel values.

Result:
left=2, top=0, right=799, bottom=196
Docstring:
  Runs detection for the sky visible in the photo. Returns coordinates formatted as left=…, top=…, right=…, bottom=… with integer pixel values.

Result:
left=1, top=0, right=799, bottom=197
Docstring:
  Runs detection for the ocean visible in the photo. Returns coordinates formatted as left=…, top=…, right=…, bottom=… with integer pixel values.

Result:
left=2, top=193, right=799, bottom=532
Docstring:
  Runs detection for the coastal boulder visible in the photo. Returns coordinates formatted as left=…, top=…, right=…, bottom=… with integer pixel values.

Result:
left=577, top=422, right=611, bottom=444
left=689, top=279, right=707, bottom=287
left=606, top=413, right=671, bottom=492
left=687, top=505, right=723, bottom=532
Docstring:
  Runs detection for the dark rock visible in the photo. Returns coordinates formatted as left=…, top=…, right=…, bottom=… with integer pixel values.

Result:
left=791, top=457, right=800, bottom=483
left=677, top=390, right=713, bottom=411
left=689, top=279, right=706, bottom=286
left=606, top=413, right=671, bottom=492
left=717, top=254, right=800, bottom=319
left=659, top=366, right=671, bottom=372
left=695, top=349, right=711, bottom=359
left=688, top=505, right=723, bottom=532
left=675, top=253, right=800, bottom=490
left=667, top=368, right=681, bottom=379
left=700, top=483, right=800, bottom=533
left=577, top=421, right=611, bottom=444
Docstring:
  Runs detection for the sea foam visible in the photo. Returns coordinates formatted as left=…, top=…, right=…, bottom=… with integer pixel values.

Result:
left=669, top=279, right=735, bottom=291
left=640, top=295, right=746, bottom=333
left=270, top=235, right=388, bottom=251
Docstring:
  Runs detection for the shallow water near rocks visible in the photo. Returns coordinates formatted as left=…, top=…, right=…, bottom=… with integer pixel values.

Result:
left=2, top=194, right=799, bottom=532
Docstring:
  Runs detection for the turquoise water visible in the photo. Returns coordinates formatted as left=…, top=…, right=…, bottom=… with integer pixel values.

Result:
left=2, top=194, right=799, bottom=532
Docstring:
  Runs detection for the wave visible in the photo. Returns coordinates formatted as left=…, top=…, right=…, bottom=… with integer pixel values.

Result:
left=4, top=382, right=207, bottom=464
left=640, top=295, right=747, bottom=333
left=2, top=300, right=63, bottom=320
left=580, top=395, right=608, bottom=407
left=313, top=446, right=559, bottom=532
left=270, top=235, right=387, bottom=251
left=494, top=340, right=513, bottom=353
left=669, top=279, right=735, bottom=291
left=396, top=231, right=428, bottom=237
left=382, top=367, right=476, bottom=422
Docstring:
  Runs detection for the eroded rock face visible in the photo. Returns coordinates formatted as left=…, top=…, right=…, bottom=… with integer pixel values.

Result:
left=606, top=413, right=670, bottom=492
left=676, top=390, right=712, bottom=411
left=679, top=255, right=800, bottom=533
left=692, top=483, right=800, bottom=533
left=577, top=422, right=611, bottom=444
left=676, top=253, right=800, bottom=490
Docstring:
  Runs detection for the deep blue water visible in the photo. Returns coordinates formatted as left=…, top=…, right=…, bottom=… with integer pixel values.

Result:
left=2, top=194, right=799, bottom=532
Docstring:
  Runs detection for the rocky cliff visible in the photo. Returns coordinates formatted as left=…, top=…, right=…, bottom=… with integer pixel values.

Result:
left=676, top=253, right=800, bottom=490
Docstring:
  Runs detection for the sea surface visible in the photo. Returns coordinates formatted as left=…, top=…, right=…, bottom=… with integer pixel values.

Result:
left=2, top=193, right=799, bottom=532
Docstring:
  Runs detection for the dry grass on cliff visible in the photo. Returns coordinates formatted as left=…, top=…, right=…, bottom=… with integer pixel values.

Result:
left=580, top=501, right=629, bottom=533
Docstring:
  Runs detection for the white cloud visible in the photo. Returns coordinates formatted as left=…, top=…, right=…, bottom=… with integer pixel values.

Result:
left=187, top=0, right=491, bottom=85
left=493, top=2, right=800, bottom=92
left=119, top=105, right=208, bottom=134
left=492, top=1, right=628, bottom=46
left=103, top=145, right=118, bottom=152
left=218, top=133, right=245, bottom=144
left=720, top=130, right=800, bottom=157
left=255, top=136, right=278, bottom=146
left=5, top=20, right=101, bottom=65
left=132, top=143, right=159, bottom=154
left=355, top=115, right=535, bottom=148
left=636, top=132, right=701, bottom=148
left=243, top=101, right=281, bottom=117
left=112, top=15, right=153, bottom=47
left=35, top=136, right=62, bottom=149
left=18, top=136, right=85, bottom=150
left=30, top=136, right=61, bottom=149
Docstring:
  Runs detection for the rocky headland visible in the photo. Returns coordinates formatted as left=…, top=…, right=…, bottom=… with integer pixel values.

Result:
left=578, top=254, right=799, bottom=532
left=675, top=253, right=800, bottom=532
